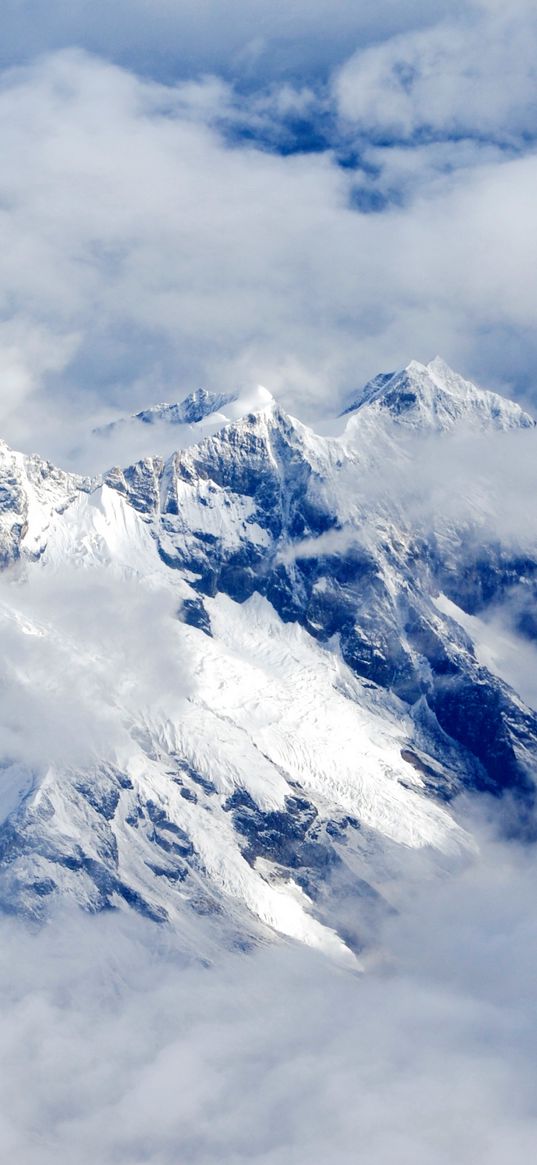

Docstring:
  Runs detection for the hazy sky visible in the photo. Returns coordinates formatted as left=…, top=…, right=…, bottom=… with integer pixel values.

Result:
left=0, top=0, right=535, bottom=461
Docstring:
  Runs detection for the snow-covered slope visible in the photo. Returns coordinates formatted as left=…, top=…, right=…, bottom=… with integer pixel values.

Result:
left=1, top=359, right=536, bottom=960
left=0, top=437, right=94, bottom=567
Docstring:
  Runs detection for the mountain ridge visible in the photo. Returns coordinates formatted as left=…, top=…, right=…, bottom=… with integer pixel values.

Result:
left=1, top=359, right=536, bottom=959
left=341, top=357, right=535, bottom=432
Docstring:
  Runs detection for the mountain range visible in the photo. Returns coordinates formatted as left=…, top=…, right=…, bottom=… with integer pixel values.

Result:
left=1, top=358, right=536, bottom=964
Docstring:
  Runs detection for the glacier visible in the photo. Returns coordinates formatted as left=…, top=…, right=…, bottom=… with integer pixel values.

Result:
left=1, top=357, right=536, bottom=963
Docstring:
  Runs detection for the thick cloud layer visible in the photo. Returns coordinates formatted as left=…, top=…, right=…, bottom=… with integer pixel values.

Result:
left=1, top=817, right=536, bottom=1164
left=336, top=1, right=537, bottom=143
left=0, top=2, right=535, bottom=461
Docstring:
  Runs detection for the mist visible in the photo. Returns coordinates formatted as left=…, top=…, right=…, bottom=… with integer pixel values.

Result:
left=1, top=812, right=536, bottom=1164
left=0, top=562, right=192, bottom=773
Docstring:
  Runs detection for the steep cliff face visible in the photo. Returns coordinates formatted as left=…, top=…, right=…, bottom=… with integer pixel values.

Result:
left=0, top=360, right=536, bottom=959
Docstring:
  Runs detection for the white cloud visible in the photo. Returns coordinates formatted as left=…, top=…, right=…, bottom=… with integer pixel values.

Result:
left=0, top=563, right=192, bottom=771
left=335, top=0, right=537, bottom=143
left=435, top=593, right=537, bottom=711
left=0, top=319, right=78, bottom=427
left=1, top=815, right=537, bottom=1163
left=0, top=48, right=535, bottom=465
left=378, top=427, right=537, bottom=548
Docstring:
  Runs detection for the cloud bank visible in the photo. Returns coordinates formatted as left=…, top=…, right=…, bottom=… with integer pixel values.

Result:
left=0, top=1, right=535, bottom=462
left=336, top=1, right=537, bottom=144
left=1, top=816, right=536, bottom=1164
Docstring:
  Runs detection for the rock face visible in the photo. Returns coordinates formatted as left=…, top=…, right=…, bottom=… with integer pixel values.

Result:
left=0, top=359, right=536, bottom=960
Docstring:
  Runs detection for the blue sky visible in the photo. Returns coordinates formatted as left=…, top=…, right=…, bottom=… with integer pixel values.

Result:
left=0, top=1, right=536, bottom=460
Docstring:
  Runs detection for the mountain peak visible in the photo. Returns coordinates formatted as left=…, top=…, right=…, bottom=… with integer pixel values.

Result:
left=427, top=355, right=454, bottom=379
left=84, top=384, right=276, bottom=473
left=135, top=387, right=239, bottom=426
left=106, top=383, right=276, bottom=434
left=96, top=386, right=240, bottom=436
left=342, top=357, right=534, bottom=433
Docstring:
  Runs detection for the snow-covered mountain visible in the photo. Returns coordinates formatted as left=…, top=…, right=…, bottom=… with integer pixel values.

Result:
left=342, top=356, right=535, bottom=432
left=1, top=359, right=536, bottom=962
left=84, top=385, right=274, bottom=472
